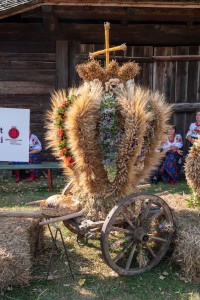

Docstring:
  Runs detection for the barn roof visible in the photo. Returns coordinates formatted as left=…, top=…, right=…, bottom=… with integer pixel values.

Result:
left=0, top=1, right=200, bottom=20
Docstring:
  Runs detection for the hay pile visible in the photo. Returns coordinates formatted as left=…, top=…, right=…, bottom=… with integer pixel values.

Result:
left=163, top=193, right=200, bottom=283
left=0, top=216, right=44, bottom=292
left=185, top=137, right=200, bottom=195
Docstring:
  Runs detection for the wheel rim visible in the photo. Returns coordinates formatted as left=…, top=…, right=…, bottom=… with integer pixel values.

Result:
left=101, top=193, right=174, bottom=275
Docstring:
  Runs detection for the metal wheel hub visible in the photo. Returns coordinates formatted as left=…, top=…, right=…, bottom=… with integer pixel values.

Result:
left=133, top=227, right=149, bottom=243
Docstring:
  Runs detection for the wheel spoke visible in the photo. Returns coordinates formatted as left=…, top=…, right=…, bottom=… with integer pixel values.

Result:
left=148, top=235, right=168, bottom=243
left=125, top=243, right=137, bottom=270
left=110, top=226, right=133, bottom=234
left=109, top=235, right=132, bottom=249
left=145, top=209, right=164, bottom=228
left=141, top=200, right=152, bottom=225
left=121, top=211, right=136, bottom=229
left=146, top=243, right=157, bottom=258
left=113, top=241, right=133, bottom=263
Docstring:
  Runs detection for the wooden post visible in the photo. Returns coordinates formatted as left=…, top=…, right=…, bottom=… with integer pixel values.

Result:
left=47, top=168, right=53, bottom=192
left=56, top=40, right=69, bottom=89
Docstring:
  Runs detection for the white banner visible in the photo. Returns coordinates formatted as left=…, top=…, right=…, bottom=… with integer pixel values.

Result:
left=0, top=108, right=30, bottom=162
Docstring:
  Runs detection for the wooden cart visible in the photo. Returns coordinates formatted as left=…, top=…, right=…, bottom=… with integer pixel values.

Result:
left=54, top=182, right=174, bottom=276
left=0, top=180, right=173, bottom=276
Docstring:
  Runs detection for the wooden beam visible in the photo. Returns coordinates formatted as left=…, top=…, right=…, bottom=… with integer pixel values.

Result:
left=153, top=55, right=200, bottom=61
left=45, top=1, right=200, bottom=9
left=0, top=23, right=200, bottom=45
left=0, top=211, right=43, bottom=218
left=173, top=103, right=200, bottom=112
left=42, top=5, right=58, bottom=33
left=39, top=211, right=84, bottom=226
left=21, top=6, right=200, bottom=22
left=77, top=54, right=200, bottom=63
left=1, top=1, right=200, bottom=20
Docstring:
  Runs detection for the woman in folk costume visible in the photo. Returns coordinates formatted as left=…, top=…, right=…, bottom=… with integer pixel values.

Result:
left=14, top=131, right=42, bottom=182
left=186, top=110, right=200, bottom=148
left=159, top=125, right=183, bottom=185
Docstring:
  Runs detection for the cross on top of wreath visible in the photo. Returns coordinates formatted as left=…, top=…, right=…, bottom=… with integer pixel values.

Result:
left=76, top=22, right=141, bottom=83
left=89, top=22, right=127, bottom=66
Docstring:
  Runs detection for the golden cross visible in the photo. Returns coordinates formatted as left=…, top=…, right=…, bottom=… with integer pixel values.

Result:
left=89, top=22, right=127, bottom=66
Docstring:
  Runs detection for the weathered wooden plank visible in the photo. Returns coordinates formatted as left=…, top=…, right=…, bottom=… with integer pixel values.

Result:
left=173, top=102, right=200, bottom=112
left=56, top=40, right=68, bottom=89
left=45, top=1, right=200, bottom=9
left=175, top=46, right=189, bottom=103
left=68, top=41, right=81, bottom=87
left=39, top=211, right=84, bottom=226
left=142, top=46, right=153, bottom=89
left=0, top=94, right=51, bottom=104
left=187, top=46, right=199, bottom=103
left=21, top=6, right=200, bottom=22
left=0, top=61, right=55, bottom=69
left=76, top=54, right=200, bottom=62
left=0, top=69, right=55, bottom=82
left=0, top=211, right=43, bottom=218
left=0, top=81, right=55, bottom=95
left=130, top=46, right=144, bottom=85
left=0, top=53, right=56, bottom=62
left=153, top=55, right=200, bottom=61
left=0, top=41, right=56, bottom=53
left=0, top=23, right=200, bottom=45
left=153, top=47, right=165, bottom=93
left=163, top=47, right=173, bottom=103
left=76, top=54, right=153, bottom=63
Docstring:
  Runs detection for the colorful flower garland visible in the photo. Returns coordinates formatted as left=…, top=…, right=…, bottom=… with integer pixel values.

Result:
left=56, top=95, right=76, bottom=167
left=99, top=91, right=120, bottom=182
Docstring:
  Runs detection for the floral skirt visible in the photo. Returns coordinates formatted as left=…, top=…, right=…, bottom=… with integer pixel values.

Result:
left=12, top=153, right=42, bottom=176
left=160, top=151, right=182, bottom=183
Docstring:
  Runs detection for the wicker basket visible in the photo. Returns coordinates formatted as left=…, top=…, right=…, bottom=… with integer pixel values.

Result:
left=41, top=194, right=80, bottom=217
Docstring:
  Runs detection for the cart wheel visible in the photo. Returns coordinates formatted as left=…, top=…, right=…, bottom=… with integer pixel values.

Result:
left=101, top=193, right=174, bottom=275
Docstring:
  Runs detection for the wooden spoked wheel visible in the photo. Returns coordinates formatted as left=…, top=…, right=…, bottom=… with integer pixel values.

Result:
left=101, top=193, right=174, bottom=275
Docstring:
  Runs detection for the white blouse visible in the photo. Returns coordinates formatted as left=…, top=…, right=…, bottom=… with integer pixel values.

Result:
left=162, top=134, right=183, bottom=150
left=29, top=134, right=42, bottom=152
left=186, top=122, right=200, bottom=139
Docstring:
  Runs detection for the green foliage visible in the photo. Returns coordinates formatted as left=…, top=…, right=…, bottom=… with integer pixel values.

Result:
left=187, top=192, right=200, bottom=209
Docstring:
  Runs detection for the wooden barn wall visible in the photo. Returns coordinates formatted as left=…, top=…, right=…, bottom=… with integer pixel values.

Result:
left=0, top=41, right=57, bottom=160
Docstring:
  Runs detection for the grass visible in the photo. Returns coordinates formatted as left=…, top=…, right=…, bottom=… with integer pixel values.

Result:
left=0, top=173, right=200, bottom=300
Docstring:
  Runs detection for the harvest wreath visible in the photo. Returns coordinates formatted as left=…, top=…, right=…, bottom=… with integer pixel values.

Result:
left=46, top=23, right=171, bottom=218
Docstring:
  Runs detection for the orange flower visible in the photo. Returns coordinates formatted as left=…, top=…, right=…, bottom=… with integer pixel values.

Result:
left=61, top=103, right=66, bottom=108
left=63, top=156, right=75, bottom=168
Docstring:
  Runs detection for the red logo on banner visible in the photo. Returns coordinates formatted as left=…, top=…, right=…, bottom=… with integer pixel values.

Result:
left=8, top=126, right=19, bottom=139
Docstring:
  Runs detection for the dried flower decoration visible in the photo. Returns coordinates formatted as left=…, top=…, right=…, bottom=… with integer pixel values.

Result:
left=118, top=62, right=141, bottom=82
left=105, top=60, right=120, bottom=81
left=76, top=60, right=105, bottom=82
